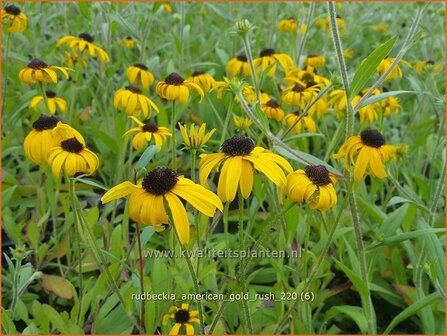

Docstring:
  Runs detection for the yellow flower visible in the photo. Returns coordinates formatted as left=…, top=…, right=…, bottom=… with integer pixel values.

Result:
left=315, top=16, right=345, bottom=35
left=179, top=123, right=216, bottom=150
left=199, top=135, right=292, bottom=202
left=46, top=124, right=99, bottom=178
left=278, top=17, right=306, bottom=34
left=123, top=117, right=171, bottom=151
left=281, top=81, right=319, bottom=109
left=373, top=23, right=389, bottom=33
left=333, top=129, right=403, bottom=182
left=253, top=48, right=295, bottom=77
left=122, top=36, right=135, bottom=48
left=187, top=71, right=216, bottom=93
left=375, top=57, right=411, bottom=80
left=352, top=95, right=381, bottom=126
left=307, top=95, right=329, bottom=119
left=261, top=98, right=285, bottom=121
left=382, top=96, right=401, bottom=117
left=101, top=167, right=223, bottom=245
left=303, top=54, right=326, bottom=69
left=284, top=112, right=317, bottom=133
left=19, top=58, right=71, bottom=84
left=127, top=64, right=155, bottom=90
left=162, top=2, right=173, bottom=13
left=163, top=303, right=200, bottom=335
left=56, top=33, right=110, bottom=63
left=344, top=48, right=354, bottom=59
left=213, top=77, right=255, bottom=102
left=414, top=60, right=443, bottom=73
left=233, top=115, right=252, bottom=131
left=284, top=67, right=330, bottom=88
left=156, top=72, right=204, bottom=104
left=62, top=51, right=88, bottom=69
left=114, top=84, right=159, bottom=118
left=286, top=165, right=337, bottom=211
left=29, top=90, right=67, bottom=115
left=1, top=5, right=27, bottom=33
left=227, top=54, right=251, bottom=77
left=23, top=115, right=76, bottom=165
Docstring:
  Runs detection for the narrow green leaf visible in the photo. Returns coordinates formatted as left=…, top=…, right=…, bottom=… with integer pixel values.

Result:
left=136, top=145, right=158, bottom=169
left=367, top=228, right=445, bottom=251
left=325, top=305, right=368, bottom=333
left=349, top=37, right=397, bottom=100
left=355, top=90, right=418, bottom=109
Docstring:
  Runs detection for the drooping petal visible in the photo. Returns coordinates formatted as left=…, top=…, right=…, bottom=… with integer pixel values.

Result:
left=165, top=193, right=190, bottom=245
left=101, top=181, right=139, bottom=203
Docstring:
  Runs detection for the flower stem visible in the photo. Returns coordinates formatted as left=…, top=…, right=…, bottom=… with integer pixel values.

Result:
left=219, top=99, right=234, bottom=144
left=295, top=2, right=315, bottom=66
left=2, top=32, right=11, bottom=113
left=171, top=100, right=177, bottom=169
left=135, top=221, right=146, bottom=331
left=241, top=34, right=259, bottom=100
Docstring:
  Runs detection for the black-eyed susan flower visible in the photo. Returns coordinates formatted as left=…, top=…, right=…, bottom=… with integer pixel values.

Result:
left=253, top=48, right=295, bottom=77
left=179, top=123, right=216, bottom=150
left=414, top=60, right=443, bottom=73
left=307, top=95, right=329, bottom=120
left=352, top=95, right=381, bottom=126
left=187, top=71, right=216, bottom=93
left=284, top=67, right=330, bottom=89
left=63, top=51, right=88, bottom=69
left=333, top=129, right=404, bottom=182
left=375, top=57, right=411, bottom=80
left=233, top=115, right=252, bottom=131
left=382, top=96, right=401, bottom=117
left=127, top=63, right=155, bottom=90
left=226, top=53, right=251, bottom=77
left=261, top=98, right=285, bottom=121
left=19, top=58, right=71, bottom=84
left=156, top=72, right=204, bottom=104
left=122, top=36, right=135, bottom=49
left=162, top=2, right=173, bottom=13
left=281, top=81, right=319, bottom=109
left=303, top=54, right=326, bottom=69
left=101, top=167, right=223, bottom=245
left=286, top=165, right=337, bottom=211
left=199, top=135, right=292, bottom=202
left=344, top=48, right=354, bottom=59
left=277, top=17, right=306, bottom=34
left=114, top=84, right=159, bottom=118
left=56, top=33, right=110, bottom=63
left=123, top=117, right=171, bottom=151
left=284, top=111, right=317, bottom=133
left=373, top=23, right=389, bottom=33
left=163, top=303, right=200, bottom=335
left=315, top=16, right=345, bottom=35
left=29, top=90, right=67, bottom=115
left=1, top=5, right=27, bottom=33
left=46, top=124, right=99, bottom=178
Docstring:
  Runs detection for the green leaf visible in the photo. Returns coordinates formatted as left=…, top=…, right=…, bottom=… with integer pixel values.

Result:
left=384, top=292, right=441, bottom=334
left=367, top=228, right=445, bottom=251
left=355, top=90, right=417, bottom=109
left=333, top=259, right=369, bottom=304
left=136, top=145, right=158, bottom=169
left=140, top=226, right=155, bottom=248
left=78, top=2, right=90, bottom=19
left=42, top=304, right=69, bottom=334
left=349, top=37, right=397, bottom=100
left=325, top=305, right=368, bottom=333
left=74, top=176, right=108, bottom=191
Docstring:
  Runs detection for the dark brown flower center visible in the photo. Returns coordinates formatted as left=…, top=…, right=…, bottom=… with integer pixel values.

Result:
left=125, top=36, right=133, bottom=40
left=307, top=53, right=319, bottom=58
left=221, top=135, right=254, bottom=156
left=61, top=137, right=84, bottom=153
left=134, top=63, right=148, bottom=70
left=5, top=5, right=21, bottom=15
left=360, top=129, right=385, bottom=148
left=236, top=53, right=248, bottom=62
left=78, top=33, right=94, bottom=43
left=426, top=60, right=434, bottom=65
left=32, top=115, right=59, bottom=131
left=292, top=111, right=301, bottom=116
left=165, top=72, right=184, bottom=85
left=142, top=122, right=159, bottom=133
left=28, top=58, right=48, bottom=69
left=142, top=167, right=178, bottom=195
left=45, top=90, right=56, bottom=98
left=174, top=309, right=190, bottom=324
left=260, top=48, right=275, bottom=57
left=305, top=165, right=332, bottom=186
left=192, top=70, right=205, bottom=76
left=265, top=99, right=280, bottom=108
left=292, top=83, right=305, bottom=92
left=125, top=84, right=142, bottom=94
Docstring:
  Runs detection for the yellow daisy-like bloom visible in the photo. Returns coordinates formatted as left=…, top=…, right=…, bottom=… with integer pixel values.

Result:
left=114, top=84, right=159, bottom=118
left=101, top=167, right=223, bottom=245
left=162, top=2, right=173, bottom=13
left=23, top=115, right=78, bottom=165
left=253, top=48, right=295, bottom=77
left=284, top=67, right=330, bottom=89
left=199, top=135, right=292, bottom=202
left=375, top=57, right=411, bottom=80
left=19, top=58, right=71, bottom=84
left=227, top=53, right=251, bottom=77
left=163, top=303, right=200, bottom=335
left=286, top=165, right=337, bottom=211
left=351, top=95, right=381, bottom=126
left=213, top=77, right=256, bottom=103
left=233, top=115, right=252, bottom=131
left=414, top=60, right=443, bottom=73
left=29, top=90, right=67, bottom=115
left=307, top=95, right=329, bottom=120
left=46, top=124, right=99, bottom=178
left=382, top=96, right=401, bottom=117
left=123, top=117, right=171, bottom=151
left=373, top=23, right=389, bottom=33
left=344, top=48, right=354, bottom=59
left=179, top=123, right=216, bottom=150
left=62, top=51, right=88, bottom=69
left=303, top=54, right=326, bottom=69
left=284, top=111, right=317, bottom=134
left=156, top=72, right=204, bottom=104
left=278, top=17, right=306, bottom=34
left=261, top=98, right=285, bottom=121
left=281, top=81, right=319, bottom=109
left=127, top=63, right=155, bottom=90
left=122, top=36, right=135, bottom=48
left=56, top=33, right=110, bottom=63
left=1, top=5, right=27, bottom=33
left=333, top=129, right=403, bottom=182
left=187, top=71, right=216, bottom=93
left=315, top=16, right=345, bottom=36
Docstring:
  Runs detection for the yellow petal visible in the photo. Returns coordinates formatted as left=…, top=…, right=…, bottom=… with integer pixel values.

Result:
left=165, top=193, right=190, bottom=245
left=101, top=181, right=139, bottom=203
